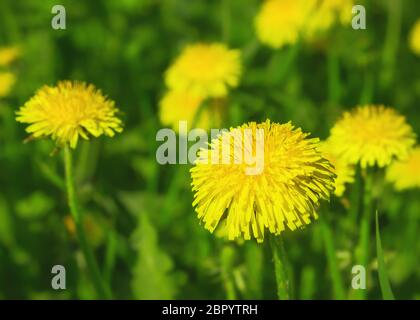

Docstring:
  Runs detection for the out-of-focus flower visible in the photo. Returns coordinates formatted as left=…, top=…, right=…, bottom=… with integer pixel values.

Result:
left=319, top=141, right=355, bottom=196
left=165, top=43, right=241, bottom=98
left=159, top=90, right=212, bottom=131
left=306, top=0, right=354, bottom=36
left=0, top=72, right=16, bottom=97
left=409, top=19, right=420, bottom=56
left=16, top=81, right=123, bottom=149
left=255, top=0, right=311, bottom=49
left=387, top=147, right=420, bottom=190
left=0, top=46, right=20, bottom=66
left=328, top=105, right=416, bottom=168
left=190, top=120, right=335, bottom=243
left=255, top=0, right=353, bottom=49
left=64, top=214, right=105, bottom=248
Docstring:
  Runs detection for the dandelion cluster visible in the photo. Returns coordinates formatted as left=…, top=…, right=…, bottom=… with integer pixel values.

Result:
left=16, top=81, right=123, bottom=148
left=328, top=105, right=416, bottom=168
left=190, top=120, right=335, bottom=243
left=159, top=43, right=241, bottom=129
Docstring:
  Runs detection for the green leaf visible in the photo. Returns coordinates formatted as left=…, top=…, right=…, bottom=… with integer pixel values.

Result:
left=375, top=211, right=395, bottom=300
left=15, top=191, right=54, bottom=219
left=130, top=212, right=180, bottom=299
left=119, top=192, right=182, bottom=299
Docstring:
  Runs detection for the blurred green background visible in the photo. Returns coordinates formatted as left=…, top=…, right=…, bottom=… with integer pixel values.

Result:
left=0, top=0, right=419, bottom=299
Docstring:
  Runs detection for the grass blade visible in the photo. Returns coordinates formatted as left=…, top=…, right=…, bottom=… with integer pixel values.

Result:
left=375, top=211, right=395, bottom=300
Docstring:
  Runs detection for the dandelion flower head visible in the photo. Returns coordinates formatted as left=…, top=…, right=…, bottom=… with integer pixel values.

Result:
left=387, top=147, right=420, bottom=190
left=328, top=105, right=416, bottom=168
left=16, top=81, right=123, bottom=149
left=159, top=90, right=213, bottom=132
left=165, top=43, right=241, bottom=98
left=255, top=0, right=311, bottom=49
left=190, top=120, right=336, bottom=243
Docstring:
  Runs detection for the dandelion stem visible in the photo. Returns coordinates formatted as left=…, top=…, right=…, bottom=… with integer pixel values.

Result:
left=221, top=0, right=231, bottom=44
left=220, top=245, right=237, bottom=300
left=327, top=49, right=341, bottom=105
left=270, top=234, right=291, bottom=300
left=380, top=0, right=402, bottom=89
left=356, top=170, right=374, bottom=299
left=64, top=145, right=112, bottom=299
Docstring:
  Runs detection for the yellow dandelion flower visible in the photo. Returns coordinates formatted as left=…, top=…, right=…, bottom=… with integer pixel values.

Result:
left=16, top=81, right=123, bottom=149
left=255, top=0, right=311, bottom=49
left=409, top=19, right=420, bottom=56
left=0, top=72, right=16, bottom=97
left=190, top=120, right=335, bottom=243
left=328, top=105, right=416, bottom=168
left=165, top=43, right=241, bottom=98
left=387, top=147, right=420, bottom=190
left=306, top=0, right=354, bottom=35
left=0, top=46, right=20, bottom=66
left=159, top=90, right=211, bottom=131
left=319, top=141, right=355, bottom=196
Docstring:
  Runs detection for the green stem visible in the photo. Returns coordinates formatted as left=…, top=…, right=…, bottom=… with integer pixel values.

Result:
left=221, top=0, right=231, bottom=44
left=220, top=245, right=237, bottom=300
left=355, top=171, right=374, bottom=299
left=380, top=0, right=402, bottom=89
left=64, top=145, right=112, bottom=299
left=327, top=49, right=341, bottom=106
left=349, top=165, right=363, bottom=230
left=267, top=42, right=300, bottom=85
left=359, top=72, right=374, bottom=104
left=270, top=234, right=291, bottom=300
left=320, top=218, right=345, bottom=299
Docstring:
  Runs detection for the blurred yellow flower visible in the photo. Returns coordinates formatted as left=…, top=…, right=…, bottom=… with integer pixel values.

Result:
left=16, top=81, right=123, bottom=149
left=319, top=141, right=355, bottom=196
left=255, top=0, right=311, bottom=49
left=328, top=105, right=416, bottom=168
left=0, top=72, right=16, bottom=97
left=159, top=90, right=211, bottom=131
left=190, top=120, right=335, bottom=243
left=307, top=0, right=354, bottom=35
left=165, top=43, right=241, bottom=98
left=409, top=19, right=420, bottom=56
left=255, top=0, right=354, bottom=48
left=0, top=46, right=20, bottom=66
left=387, top=147, right=420, bottom=190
